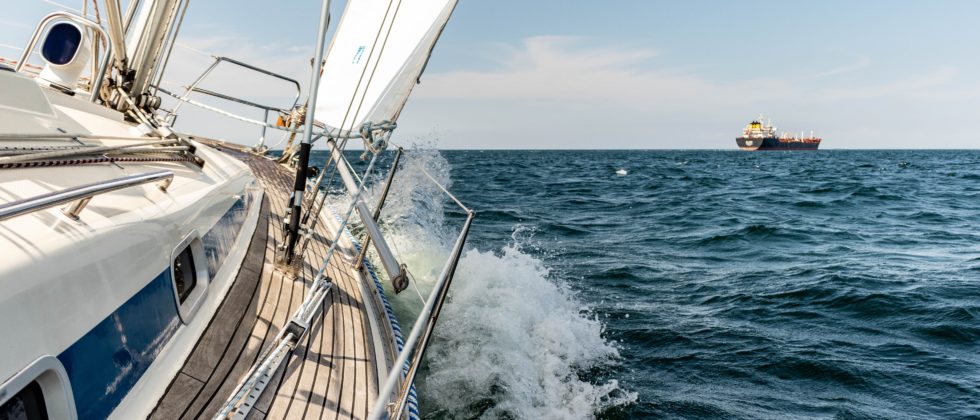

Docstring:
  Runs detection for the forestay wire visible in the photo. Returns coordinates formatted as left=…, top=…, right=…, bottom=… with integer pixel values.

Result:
left=301, top=0, right=402, bottom=229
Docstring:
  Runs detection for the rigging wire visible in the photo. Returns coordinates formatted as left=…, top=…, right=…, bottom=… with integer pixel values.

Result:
left=340, top=0, right=405, bottom=145
left=388, top=140, right=470, bottom=212
left=298, top=0, right=406, bottom=257
left=300, top=0, right=400, bottom=205
left=408, top=270, right=427, bottom=309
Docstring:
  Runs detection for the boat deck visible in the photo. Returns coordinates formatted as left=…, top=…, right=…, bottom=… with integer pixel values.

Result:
left=150, top=143, right=392, bottom=419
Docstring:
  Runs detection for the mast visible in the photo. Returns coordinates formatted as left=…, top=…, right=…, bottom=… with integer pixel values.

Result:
left=102, top=0, right=185, bottom=113
left=102, top=0, right=128, bottom=71
left=283, top=0, right=331, bottom=264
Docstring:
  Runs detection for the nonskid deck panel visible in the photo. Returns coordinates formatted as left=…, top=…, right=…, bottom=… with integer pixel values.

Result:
left=151, top=144, right=387, bottom=420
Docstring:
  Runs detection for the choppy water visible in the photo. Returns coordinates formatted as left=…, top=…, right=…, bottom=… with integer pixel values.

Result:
left=335, top=149, right=980, bottom=419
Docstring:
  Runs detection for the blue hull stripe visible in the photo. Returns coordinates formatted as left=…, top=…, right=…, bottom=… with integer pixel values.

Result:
left=57, top=193, right=253, bottom=419
left=203, top=193, right=253, bottom=279
left=58, top=270, right=180, bottom=420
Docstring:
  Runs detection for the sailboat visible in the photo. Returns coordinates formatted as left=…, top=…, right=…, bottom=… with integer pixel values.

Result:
left=0, top=0, right=468, bottom=419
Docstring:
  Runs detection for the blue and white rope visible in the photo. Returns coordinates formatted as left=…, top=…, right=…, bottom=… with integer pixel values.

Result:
left=332, top=209, right=420, bottom=420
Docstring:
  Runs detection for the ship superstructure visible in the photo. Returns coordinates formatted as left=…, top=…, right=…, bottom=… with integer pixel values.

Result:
left=736, top=115, right=821, bottom=150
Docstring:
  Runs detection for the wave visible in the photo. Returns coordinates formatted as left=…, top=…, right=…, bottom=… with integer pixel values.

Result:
left=693, top=224, right=814, bottom=246
left=357, top=147, right=636, bottom=419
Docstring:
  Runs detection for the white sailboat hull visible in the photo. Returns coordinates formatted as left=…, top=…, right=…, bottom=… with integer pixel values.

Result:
left=0, top=73, right=263, bottom=419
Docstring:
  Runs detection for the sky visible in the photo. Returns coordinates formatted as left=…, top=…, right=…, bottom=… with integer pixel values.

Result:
left=3, top=0, right=980, bottom=149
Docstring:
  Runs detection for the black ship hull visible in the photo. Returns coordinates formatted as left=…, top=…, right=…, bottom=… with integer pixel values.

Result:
left=736, top=136, right=820, bottom=151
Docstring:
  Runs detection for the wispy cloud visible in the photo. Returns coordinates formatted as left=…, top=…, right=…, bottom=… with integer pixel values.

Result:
left=416, top=36, right=968, bottom=107
left=804, top=54, right=872, bottom=79
left=415, top=36, right=795, bottom=110
left=395, top=35, right=980, bottom=148
left=819, top=67, right=960, bottom=101
left=0, top=19, right=32, bottom=31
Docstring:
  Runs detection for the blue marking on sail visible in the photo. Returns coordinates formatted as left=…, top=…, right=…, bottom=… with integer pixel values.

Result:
left=352, top=46, right=366, bottom=64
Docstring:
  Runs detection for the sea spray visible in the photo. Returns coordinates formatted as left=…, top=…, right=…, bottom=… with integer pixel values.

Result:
left=344, top=146, right=636, bottom=418
left=419, top=238, right=636, bottom=419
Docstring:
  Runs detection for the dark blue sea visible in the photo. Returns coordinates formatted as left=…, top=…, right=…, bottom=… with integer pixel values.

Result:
left=338, top=149, right=980, bottom=419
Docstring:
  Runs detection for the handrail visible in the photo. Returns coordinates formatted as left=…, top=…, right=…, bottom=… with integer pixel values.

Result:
left=0, top=170, right=173, bottom=222
left=0, top=138, right=178, bottom=165
left=358, top=141, right=474, bottom=419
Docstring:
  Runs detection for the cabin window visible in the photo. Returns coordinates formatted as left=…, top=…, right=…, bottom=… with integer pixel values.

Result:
left=0, top=381, right=48, bottom=420
left=173, top=245, right=197, bottom=303
left=170, top=232, right=210, bottom=323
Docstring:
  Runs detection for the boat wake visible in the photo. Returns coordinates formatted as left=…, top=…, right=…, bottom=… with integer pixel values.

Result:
left=354, top=147, right=636, bottom=419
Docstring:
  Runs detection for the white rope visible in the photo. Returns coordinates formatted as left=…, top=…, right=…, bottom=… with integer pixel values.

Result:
left=386, top=140, right=469, bottom=213
left=41, top=0, right=85, bottom=16
left=0, top=43, right=38, bottom=55
left=174, top=42, right=212, bottom=57
left=419, top=166, right=468, bottom=212
left=407, top=270, right=426, bottom=308
left=265, top=131, right=293, bottom=149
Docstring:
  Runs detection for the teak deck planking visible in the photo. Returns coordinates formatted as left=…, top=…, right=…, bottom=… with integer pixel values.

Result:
left=150, top=143, right=391, bottom=420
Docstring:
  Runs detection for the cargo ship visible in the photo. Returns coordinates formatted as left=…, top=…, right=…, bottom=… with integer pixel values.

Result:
left=736, top=116, right=821, bottom=150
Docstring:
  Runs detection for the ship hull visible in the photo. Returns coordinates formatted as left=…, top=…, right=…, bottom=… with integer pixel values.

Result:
left=736, top=136, right=820, bottom=151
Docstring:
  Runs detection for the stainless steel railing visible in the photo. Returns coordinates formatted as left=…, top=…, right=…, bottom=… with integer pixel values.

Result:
left=15, top=11, right=116, bottom=103
left=367, top=162, right=475, bottom=420
left=214, top=141, right=473, bottom=419
left=374, top=216, right=474, bottom=419
left=0, top=170, right=173, bottom=222
left=160, top=55, right=302, bottom=149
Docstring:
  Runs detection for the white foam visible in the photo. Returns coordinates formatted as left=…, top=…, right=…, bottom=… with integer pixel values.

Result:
left=420, top=240, right=636, bottom=418
left=349, top=146, right=636, bottom=418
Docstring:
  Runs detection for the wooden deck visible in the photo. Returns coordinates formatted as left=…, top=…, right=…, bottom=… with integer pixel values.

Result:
left=150, top=145, right=394, bottom=419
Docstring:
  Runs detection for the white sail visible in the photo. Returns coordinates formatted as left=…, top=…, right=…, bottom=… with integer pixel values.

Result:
left=313, top=0, right=457, bottom=134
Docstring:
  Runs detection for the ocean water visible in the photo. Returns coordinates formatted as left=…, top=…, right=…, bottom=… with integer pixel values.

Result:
left=334, top=149, right=980, bottom=419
